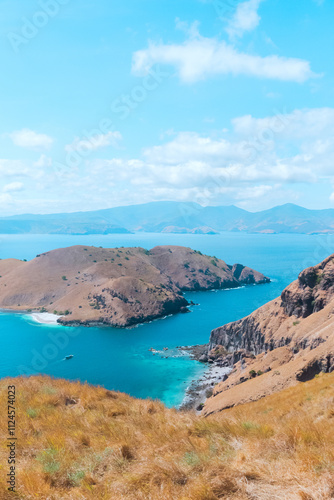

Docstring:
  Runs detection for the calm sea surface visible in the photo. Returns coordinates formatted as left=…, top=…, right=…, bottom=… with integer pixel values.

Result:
left=0, top=232, right=333, bottom=407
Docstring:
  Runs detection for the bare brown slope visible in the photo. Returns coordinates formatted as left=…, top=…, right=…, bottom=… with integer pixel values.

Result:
left=149, top=246, right=269, bottom=291
left=203, top=255, right=334, bottom=415
left=0, top=258, right=25, bottom=276
left=0, top=245, right=269, bottom=327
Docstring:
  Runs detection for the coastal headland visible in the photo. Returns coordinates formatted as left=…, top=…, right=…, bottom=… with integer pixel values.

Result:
left=0, top=245, right=269, bottom=328
left=202, top=254, right=334, bottom=414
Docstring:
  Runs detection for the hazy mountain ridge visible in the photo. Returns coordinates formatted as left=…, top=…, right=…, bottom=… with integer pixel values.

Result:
left=1, top=202, right=334, bottom=234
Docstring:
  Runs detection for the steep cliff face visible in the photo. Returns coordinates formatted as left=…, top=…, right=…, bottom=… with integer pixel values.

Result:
left=209, top=255, right=334, bottom=358
left=0, top=245, right=269, bottom=328
left=203, top=255, right=334, bottom=415
left=281, top=255, right=334, bottom=318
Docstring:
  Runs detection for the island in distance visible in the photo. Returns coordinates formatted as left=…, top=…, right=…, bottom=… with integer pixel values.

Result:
left=0, top=245, right=269, bottom=327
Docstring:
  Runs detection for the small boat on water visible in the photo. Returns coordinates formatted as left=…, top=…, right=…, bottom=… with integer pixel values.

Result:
left=65, top=355, right=74, bottom=360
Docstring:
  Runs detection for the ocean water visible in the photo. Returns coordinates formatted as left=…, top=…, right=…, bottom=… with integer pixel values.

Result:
left=0, top=232, right=333, bottom=407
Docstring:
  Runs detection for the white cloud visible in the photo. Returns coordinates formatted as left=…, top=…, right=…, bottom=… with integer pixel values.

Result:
left=226, top=0, right=264, bottom=39
left=141, top=131, right=316, bottom=185
left=232, top=108, right=334, bottom=138
left=85, top=107, right=334, bottom=208
left=330, top=191, right=334, bottom=204
left=143, top=132, right=245, bottom=164
left=2, top=107, right=334, bottom=213
left=132, top=32, right=316, bottom=84
left=231, top=108, right=334, bottom=177
left=0, top=193, right=13, bottom=205
left=0, top=159, right=32, bottom=177
left=34, top=154, right=53, bottom=168
left=65, top=131, right=122, bottom=153
left=3, top=182, right=24, bottom=193
left=9, top=129, right=54, bottom=150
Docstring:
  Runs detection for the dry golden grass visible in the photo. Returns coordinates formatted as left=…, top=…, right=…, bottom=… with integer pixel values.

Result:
left=1, top=373, right=334, bottom=499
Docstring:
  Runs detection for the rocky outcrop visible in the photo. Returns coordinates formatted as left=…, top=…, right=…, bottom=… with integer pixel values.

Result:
left=209, top=256, right=334, bottom=360
left=231, top=264, right=270, bottom=285
left=0, top=245, right=269, bottom=328
left=209, top=316, right=266, bottom=356
left=281, top=255, right=334, bottom=318
left=203, top=255, right=334, bottom=415
left=148, top=246, right=269, bottom=292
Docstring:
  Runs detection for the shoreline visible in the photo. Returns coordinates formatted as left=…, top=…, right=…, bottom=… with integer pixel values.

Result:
left=177, top=344, right=232, bottom=411
left=179, top=363, right=231, bottom=412
left=30, top=312, right=62, bottom=325
left=0, top=307, right=226, bottom=409
left=0, top=308, right=231, bottom=411
left=0, top=309, right=62, bottom=326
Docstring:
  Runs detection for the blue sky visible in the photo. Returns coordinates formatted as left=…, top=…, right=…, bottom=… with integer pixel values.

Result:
left=0, top=0, right=333, bottom=215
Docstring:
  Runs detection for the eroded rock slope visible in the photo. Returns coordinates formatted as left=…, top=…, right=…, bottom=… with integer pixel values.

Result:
left=204, top=255, right=334, bottom=414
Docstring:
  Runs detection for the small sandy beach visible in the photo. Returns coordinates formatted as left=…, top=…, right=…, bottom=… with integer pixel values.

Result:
left=30, top=312, right=62, bottom=325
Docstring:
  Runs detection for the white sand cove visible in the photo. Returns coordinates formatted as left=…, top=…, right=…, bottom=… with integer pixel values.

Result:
left=30, top=312, right=61, bottom=325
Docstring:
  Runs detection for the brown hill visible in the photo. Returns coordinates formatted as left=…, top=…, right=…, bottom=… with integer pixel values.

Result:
left=1, top=373, right=334, bottom=499
left=203, top=255, right=334, bottom=415
left=0, top=245, right=269, bottom=327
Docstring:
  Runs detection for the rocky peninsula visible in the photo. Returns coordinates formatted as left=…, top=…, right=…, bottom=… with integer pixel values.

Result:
left=0, top=245, right=269, bottom=328
left=202, top=254, right=334, bottom=415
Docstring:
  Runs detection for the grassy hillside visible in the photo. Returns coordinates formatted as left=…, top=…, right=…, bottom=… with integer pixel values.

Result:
left=1, top=374, right=334, bottom=499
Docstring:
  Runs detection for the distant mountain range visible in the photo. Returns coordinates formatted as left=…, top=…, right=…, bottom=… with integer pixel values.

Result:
left=1, top=202, right=334, bottom=235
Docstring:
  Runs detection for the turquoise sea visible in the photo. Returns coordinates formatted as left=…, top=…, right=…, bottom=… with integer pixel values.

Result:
left=0, top=232, right=333, bottom=407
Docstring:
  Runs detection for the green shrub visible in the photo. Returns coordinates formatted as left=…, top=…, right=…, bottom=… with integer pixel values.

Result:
left=67, top=470, right=85, bottom=487
left=27, top=408, right=38, bottom=418
left=316, top=273, right=324, bottom=285
left=37, top=448, right=61, bottom=475
left=205, top=388, right=213, bottom=398
left=183, top=451, right=201, bottom=467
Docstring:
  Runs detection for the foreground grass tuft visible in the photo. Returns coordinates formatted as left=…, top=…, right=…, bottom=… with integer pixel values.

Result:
left=1, top=374, right=334, bottom=499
